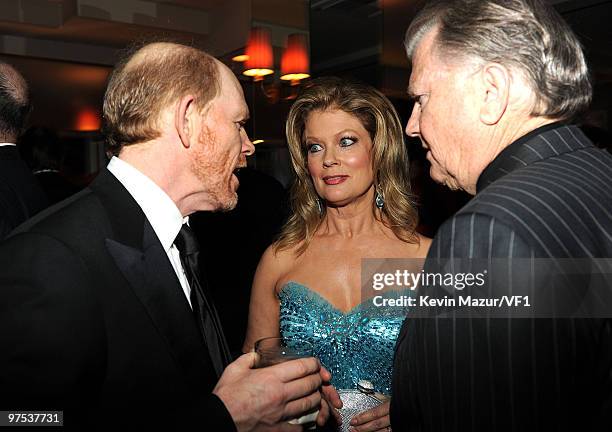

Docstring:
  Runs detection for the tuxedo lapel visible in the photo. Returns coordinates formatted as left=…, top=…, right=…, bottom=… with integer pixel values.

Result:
left=94, top=169, right=218, bottom=391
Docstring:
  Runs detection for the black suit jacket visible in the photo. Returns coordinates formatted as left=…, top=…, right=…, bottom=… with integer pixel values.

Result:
left=0, top=145, right=48, bottom=239
left=391, top=124, right=612, bottom=431
left=0, top=169, right=236, bottom=431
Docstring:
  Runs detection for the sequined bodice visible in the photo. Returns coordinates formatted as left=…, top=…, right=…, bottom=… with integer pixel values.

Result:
left=279, top=282, right=408, bottom=394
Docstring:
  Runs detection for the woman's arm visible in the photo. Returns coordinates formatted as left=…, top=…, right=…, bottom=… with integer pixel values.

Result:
left=242, top=244, right=285, bottom=353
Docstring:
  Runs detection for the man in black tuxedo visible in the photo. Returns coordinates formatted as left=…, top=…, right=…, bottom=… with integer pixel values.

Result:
left=390, top=0, right=612, bottom=431
left=0, top=62, right=48, bottom=239
left=0, top=43, right=340, bottom=431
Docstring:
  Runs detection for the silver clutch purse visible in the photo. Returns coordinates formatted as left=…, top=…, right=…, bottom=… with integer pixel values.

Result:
left=335, top=388, right=384, bottom=432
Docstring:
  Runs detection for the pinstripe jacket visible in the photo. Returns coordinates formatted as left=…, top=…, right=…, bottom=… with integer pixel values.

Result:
left=391, top=124, right=612, bottom=431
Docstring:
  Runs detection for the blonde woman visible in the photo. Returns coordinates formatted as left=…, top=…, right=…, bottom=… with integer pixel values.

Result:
left=244, top=77, right=430, bottom=431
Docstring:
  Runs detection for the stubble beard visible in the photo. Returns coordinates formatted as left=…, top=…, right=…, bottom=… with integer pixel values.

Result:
left=193, top=129, right=238, bottom=212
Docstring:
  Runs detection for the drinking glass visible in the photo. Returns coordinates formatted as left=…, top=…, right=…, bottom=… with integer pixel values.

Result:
left=254, top=337, right=319, bottom=428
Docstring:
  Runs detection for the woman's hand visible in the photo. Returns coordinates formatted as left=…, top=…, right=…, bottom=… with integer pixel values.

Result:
left=349, top=399, right=391, bottom=432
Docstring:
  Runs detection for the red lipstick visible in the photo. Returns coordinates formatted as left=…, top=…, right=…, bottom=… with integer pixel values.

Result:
left=323, top=175, right=349, bottom=185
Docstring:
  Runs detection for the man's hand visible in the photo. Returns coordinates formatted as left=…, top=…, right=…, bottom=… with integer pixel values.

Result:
left=349, top=400, right=391, bottom=432
left=316, top=366, right=343, bottom=427
left=213, top=353, right=323, bottom=432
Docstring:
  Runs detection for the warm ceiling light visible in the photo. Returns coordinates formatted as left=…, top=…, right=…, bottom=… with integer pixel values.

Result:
left=243, top=28, right=274, bottom=79
left=252, top=139, right=264, bottom=144
left=75, top=107, right=100, bottom=131
left=243, top=68, right=274, bottom=78
left=280, top=34, right=310, bottom=84
left=232, top=54, right=249, bottom=62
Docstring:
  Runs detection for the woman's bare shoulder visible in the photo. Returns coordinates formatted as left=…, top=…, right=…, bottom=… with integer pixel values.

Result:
left=395, top=232, right=432, bottom=258
left=260, top=241, right=300, bottom=266
left=257, top=241, right=303, bottom=284
left=416, top=234, right=432, bottom=257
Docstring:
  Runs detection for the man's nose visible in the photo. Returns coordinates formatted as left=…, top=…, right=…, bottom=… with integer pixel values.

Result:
left=242, top=131, right=255, bottom=156
left=405, top=105, right=420, bottom=137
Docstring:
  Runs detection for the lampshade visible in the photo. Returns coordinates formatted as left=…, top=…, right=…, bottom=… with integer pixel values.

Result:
left=280, top=34, right=310, bottom=82
left=232, top=54, right=249, bottom=62
left=243, top=27, right=274, bottom=78
left=75, top=107, right=100, bottom=131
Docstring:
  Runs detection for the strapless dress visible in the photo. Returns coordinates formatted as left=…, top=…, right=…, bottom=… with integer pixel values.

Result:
left=278, top=281, right=409, bottom=395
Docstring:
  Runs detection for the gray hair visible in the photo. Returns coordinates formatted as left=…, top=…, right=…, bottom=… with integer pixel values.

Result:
left=405, top=0, right=592, bottom=122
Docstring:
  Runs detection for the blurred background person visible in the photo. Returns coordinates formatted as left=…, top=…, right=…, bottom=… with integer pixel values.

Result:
left=0, top=62, right=47, bottom=240
left=19, top=126, right=81, bottom=205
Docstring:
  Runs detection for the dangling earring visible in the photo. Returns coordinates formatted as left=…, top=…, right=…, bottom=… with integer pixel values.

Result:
left=316, top=198, right=324, bottom=214
left=375, top=189, right=384, bottom=209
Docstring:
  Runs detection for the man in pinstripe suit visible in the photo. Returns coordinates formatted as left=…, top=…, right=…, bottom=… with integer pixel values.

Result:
left=390, top=0, right=612, bottom=431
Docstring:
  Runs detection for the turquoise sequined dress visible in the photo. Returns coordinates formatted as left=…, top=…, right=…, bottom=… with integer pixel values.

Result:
left=279, top=282, right=408, bottom=395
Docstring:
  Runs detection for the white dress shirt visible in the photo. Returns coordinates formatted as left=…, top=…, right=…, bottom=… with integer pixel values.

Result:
left=107, top=156, right=192, bottom=308
left=0, top=143, right=17, bottom=147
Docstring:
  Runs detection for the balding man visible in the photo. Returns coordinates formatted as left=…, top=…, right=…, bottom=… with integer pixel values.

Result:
left=0, top=62, right=47, bottom=239
left=0, top=43, right=340, bottom=431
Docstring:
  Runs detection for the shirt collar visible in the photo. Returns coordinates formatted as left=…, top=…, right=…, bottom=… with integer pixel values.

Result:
left=0, top=143, right=17, bottom=147
left=107, top=156, right=187, bottom=252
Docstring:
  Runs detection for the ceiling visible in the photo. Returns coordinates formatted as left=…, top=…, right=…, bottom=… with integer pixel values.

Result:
left=0, top=0, right=308, bottom=64
left=0, top=0, right=609, bottom=132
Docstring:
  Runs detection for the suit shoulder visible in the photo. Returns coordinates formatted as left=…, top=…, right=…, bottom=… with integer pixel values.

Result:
left=430, top=212, right=533, bottom=258
left=9, top=188, right=109, bottom=244
left=459, top=148, right=612, bottom=257
left=469, top=145, right=612, bottom=214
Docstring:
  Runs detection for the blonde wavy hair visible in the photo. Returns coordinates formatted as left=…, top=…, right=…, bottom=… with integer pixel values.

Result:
left=276, top=76, right=418, bottom=255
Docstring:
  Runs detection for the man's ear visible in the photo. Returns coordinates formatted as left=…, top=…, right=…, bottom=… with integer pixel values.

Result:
left=479, top=63, right=510, bottom=125
left=175, top=94, right=196, bottom=149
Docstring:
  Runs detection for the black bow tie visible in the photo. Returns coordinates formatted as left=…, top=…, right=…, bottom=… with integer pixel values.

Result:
left=174, top=224, right=231, bottom=377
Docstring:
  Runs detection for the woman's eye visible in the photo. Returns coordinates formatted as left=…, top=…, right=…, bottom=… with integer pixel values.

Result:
left=340, top=137, right=356, bottom=147
left=307, top=143, right=323, bottom=153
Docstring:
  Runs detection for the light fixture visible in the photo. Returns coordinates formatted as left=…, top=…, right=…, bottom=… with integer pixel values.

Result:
left=243, top=28, right=274, bottom=80
left=75, top=107, right=101, bottom=131
left=232, top=54, right=249, bottom=62
left=237, top=29, right=310, bottom=103
left=280, top=34, right=310, bottom=85
left=252, top=139, right=265, bottom=145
